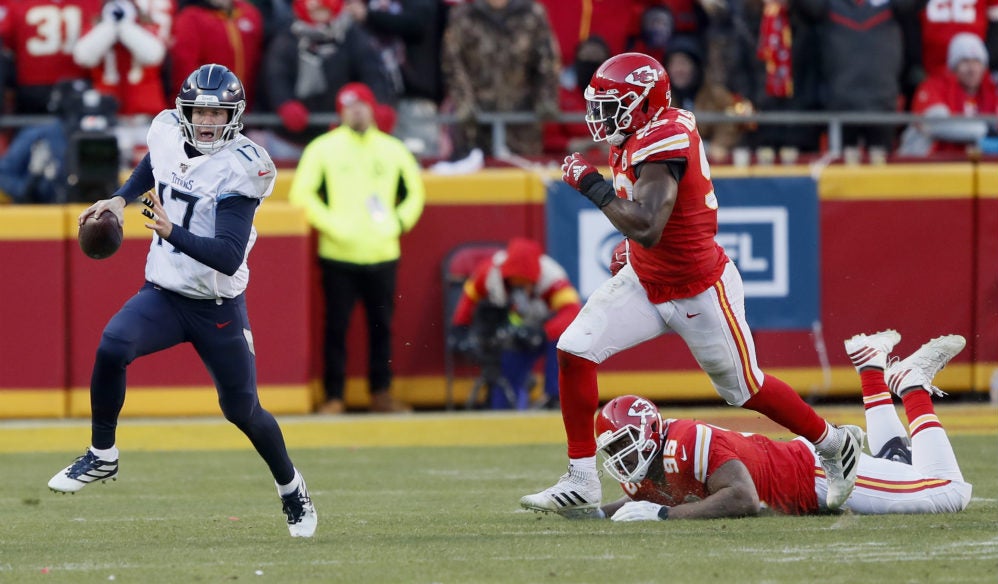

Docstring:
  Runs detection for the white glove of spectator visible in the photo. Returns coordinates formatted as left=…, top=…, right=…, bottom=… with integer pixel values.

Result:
left=611, top=500, right=666, bottom=522
left=102, top=0, right=137, bottom=23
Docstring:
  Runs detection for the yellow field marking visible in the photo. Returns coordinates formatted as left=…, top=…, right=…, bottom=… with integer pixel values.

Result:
left=1, top=404, right=993, bottom=454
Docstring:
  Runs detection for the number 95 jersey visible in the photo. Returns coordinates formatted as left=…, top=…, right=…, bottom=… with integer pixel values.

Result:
left=144, top=109, right=276, bottom=299
left=609, top=108, right=728, bottom=304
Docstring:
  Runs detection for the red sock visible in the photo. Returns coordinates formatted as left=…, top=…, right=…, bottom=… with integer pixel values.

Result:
left=558, top=350, right=600, bottom=458
left=860, top=369, right=894, bottom=410
left=901, top=390, right=940, bottom=437
left=742, top=375, right=827, bottom=443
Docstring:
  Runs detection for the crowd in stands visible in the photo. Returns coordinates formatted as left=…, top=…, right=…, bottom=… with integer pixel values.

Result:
left=0, top=0, right=996, bottom=202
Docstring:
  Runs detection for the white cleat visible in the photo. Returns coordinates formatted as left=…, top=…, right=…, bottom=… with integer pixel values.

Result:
left=48, top=449, right=118, bottom=494
left=520, top=465, right=602, bottom=518
left=844, top=329, right=901, bottom=372
left=281, top=479, right=317, bottom=538
left=819, top=425, right=865, bottom=510
left=886, top=335, right=966, bottom=397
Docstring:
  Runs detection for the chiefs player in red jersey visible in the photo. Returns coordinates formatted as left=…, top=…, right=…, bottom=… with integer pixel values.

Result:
left=521, top=52, right=865, bottom=517
left=591, top=331, right=970, bottom=521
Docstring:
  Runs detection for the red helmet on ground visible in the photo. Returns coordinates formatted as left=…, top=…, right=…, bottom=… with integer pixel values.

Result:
left=595, top=395, right=664, bottom=483
left=584, top=52, right=671, bottom=146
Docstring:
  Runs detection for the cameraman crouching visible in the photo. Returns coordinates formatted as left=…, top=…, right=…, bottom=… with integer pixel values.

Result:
left=448, top=238, right=581, bottom=409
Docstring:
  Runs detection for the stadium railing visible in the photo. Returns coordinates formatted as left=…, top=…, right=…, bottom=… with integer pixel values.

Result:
left=3, top=111, right=997, bottom=159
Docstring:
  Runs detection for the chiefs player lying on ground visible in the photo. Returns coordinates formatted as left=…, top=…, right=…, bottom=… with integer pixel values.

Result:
left=579, top=331, right=971, bottom=521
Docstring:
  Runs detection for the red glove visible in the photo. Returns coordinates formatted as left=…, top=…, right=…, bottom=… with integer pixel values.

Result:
left=277, top=100, right=310, bottom=133
left=562, top=152, right=616, bottom=208
left=561, top=152, right=599, bottom=190
left=609, top=238, right=629, bottom=276
left=374, top=103, right=397, bottom=133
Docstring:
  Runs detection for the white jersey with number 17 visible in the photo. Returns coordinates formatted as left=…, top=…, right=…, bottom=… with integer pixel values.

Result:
left=143, top=109, right=276, bottom=300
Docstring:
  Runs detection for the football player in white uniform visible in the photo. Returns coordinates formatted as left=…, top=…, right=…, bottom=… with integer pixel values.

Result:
left=48, top=64, right=317, bottom=538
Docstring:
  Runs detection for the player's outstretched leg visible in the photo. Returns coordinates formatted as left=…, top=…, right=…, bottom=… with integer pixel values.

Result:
left=48, top=447, right=119, bottom=493
left=887, top=335, right=968, bottom=487
left=845, top=329, right=911, bottom=463
left=519, top=461, right=602, bottom=518
left=278, top=469, right=317, bottom=538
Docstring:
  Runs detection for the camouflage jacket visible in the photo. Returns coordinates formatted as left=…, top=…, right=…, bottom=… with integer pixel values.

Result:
left=441, top=0, right=560, bottom=118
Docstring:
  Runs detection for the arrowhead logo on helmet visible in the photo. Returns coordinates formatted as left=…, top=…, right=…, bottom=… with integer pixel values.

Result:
left=625, top=65, right=660, bottom=86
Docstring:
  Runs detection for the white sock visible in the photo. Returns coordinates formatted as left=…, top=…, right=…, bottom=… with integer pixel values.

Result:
left=864, top=404, right=909, bottom=456
left=912, top=426, right=964, bottom=482
left=276, top=469, right=302, bottom=496
left=813, top=423, right=842, bottom=455
left=90, top=445, right=119, bottom=460
left=569, top=456, right=597, bottom=475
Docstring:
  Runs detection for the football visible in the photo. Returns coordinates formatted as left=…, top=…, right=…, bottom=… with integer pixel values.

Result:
left=78, top=211, right=123, bottom=259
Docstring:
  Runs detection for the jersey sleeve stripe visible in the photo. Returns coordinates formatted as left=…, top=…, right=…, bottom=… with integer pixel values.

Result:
left=693, top=424, right=712, bottom=482
left=631, top=135, right=691, bottom=165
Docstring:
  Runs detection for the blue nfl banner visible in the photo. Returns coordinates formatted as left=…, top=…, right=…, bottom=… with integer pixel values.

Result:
left=545, top=176, right=820, bottom=330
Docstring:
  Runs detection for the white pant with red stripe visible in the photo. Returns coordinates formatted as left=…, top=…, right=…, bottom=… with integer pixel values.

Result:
left=806, top=428, right=972, bottom=514
left=557, top=261, right=763, bottom=406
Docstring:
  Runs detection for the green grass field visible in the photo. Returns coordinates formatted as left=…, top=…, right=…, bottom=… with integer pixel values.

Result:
left=1, top=413, right=996, bottom=583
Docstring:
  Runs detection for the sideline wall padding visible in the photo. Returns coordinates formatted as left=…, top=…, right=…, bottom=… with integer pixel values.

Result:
left=0, top=206, right=67, bottom=417
left=0, top=163, right=993, bottom=419
left=975, top=164, right=998, bottom=389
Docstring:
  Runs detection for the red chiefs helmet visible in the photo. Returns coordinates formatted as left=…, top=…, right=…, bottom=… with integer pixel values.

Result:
left=584, top=52, right=671, bottom=146
left=595, top=395, right=664, bottom=483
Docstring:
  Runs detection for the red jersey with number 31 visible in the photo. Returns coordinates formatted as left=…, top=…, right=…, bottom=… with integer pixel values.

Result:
left=2, top=0, right=102, bottom=86
left=609, top=108, right=728, bottom=304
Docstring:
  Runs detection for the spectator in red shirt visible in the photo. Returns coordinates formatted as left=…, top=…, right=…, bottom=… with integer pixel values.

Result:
left=73, top=0, right=174, bottom=165
left=543, top=35, right=612, bottom=156
left=899, top=32, right=997, bottom=156
left=170, top=0, right=264, bottom=109
left=1, top=0, right=103, bottom=114
left=920, top=0, right=998, bottom=77
left=538, top=0, right=644, bottom=67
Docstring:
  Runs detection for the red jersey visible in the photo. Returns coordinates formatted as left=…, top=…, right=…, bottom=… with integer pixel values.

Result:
left=911, top=71, right=998, bottom=152
left=921, top=0, right=998, bottom=76
left=78, top=0, right=174, bottom=116
left=170, top=1, right=263, bottom=107
left=620, top=419, right=821, bottom=515
left=3, top=0, right=102, bottom=86
left=610, top=108, right=728, bottom=303
left=538, top=0, right=643, bottom=66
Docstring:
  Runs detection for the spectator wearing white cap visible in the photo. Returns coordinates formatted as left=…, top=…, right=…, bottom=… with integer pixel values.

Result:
left=899, top=32, right=997, bottom=156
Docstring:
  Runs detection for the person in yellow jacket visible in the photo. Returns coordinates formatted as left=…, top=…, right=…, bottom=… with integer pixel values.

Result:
left=289, top=82, right=425, bottom=414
